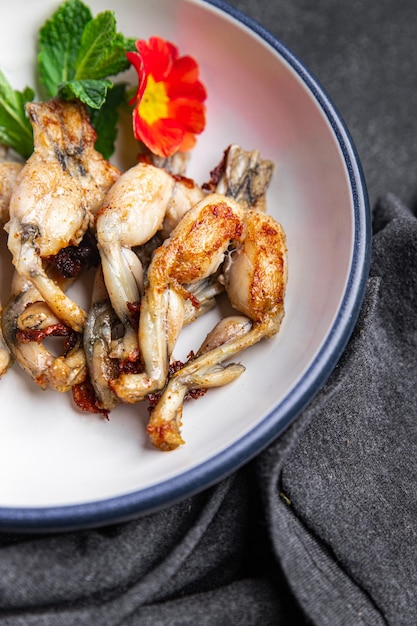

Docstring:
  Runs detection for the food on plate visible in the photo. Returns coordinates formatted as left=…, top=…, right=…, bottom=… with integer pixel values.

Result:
left=142, top=199, right=288, bottom=451
left=0, top=159, right=23, bottom=226
left=5, top=99, right=120, bottom=333
left=203, top=143, right=274, bottom=213
left=2, top=272, right=87, bottom=392
left=95, top=161, right=204, bottom=362
left=86, top=144, right=276, bottom=416
left=0, top=0, right=288, bottom=451
left=0, top=306, right=12, bottom=379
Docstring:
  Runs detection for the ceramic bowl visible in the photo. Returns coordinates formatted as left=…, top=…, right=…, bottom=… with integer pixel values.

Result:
left=0, top=0, right=370, bottom=531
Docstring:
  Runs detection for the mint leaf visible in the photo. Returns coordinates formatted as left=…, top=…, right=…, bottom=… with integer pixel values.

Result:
left=37, top=0, right=135, bottom=157
left=38, top=0, right=134, bottom=101
left=74, top=11, right=134, bottom=81
left=88, top=83, right=128, bottom=159
left=0, top=70, right=34, bottom=158
left=38, top=0, right=92, bottom=98
left=58, top=78, right=112, bottom=109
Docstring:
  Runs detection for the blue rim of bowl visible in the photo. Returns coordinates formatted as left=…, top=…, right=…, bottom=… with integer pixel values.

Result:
left=0, top=0, right=371, bottom=532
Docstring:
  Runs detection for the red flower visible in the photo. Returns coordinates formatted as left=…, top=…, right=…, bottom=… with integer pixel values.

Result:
left=127, top=37, right=207, bottom=158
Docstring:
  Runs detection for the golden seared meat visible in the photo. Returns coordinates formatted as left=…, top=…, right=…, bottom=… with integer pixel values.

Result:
left=0, top=307, right=13, bottom=379
left=1, top=271, right=86, bottom=391
left=145, top=206, right=287, bottom=451
left=204, top=143, right=274, bottom=212
left=109, top=185, right=288, bottom=448
left=96, top=162, right=204, bottom=360
left=0, top=158, right=23, bottom=378
left=85, top=146, right=274, bottom=412
left=0, top=160, right=23, bottom=226
left=6, top=99, right=120, bottom=332
left=110, top=193, right=246, bottom=405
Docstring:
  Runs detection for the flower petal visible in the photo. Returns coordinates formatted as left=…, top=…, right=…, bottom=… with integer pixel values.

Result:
left=178, top=131, right=197, bottom=153
left=136, top=37, right=178, bottom=81
left=168, top=98, right=206, bottom=134
left=167, top=78, right=207, bottom=102
left=168, top=56, right=207, bottom=101
left=170, top=56, right=199, bottom=84
left=128, top=36, right=207, bottom=157
left=126, top=51, right=147, bottom=103
left=133, top=108, right=185, bottom=157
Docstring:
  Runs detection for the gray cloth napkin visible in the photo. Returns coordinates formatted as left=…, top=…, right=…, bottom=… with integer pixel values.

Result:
left=0, top=194, right=416, bottom=625
left=255, top=193, right=417, bottom=625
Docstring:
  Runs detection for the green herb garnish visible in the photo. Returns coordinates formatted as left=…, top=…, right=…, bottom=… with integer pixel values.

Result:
left=88, top=83, right=128, bottom=160
left=0, top=0, right=136, bottom=160
left=0, top=70, right=35, bottom=159
left=38, top=0, right=135, bottom=109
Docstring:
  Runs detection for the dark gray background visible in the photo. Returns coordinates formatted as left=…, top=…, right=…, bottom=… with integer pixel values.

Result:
left=227, top=0, right=417, bottom=210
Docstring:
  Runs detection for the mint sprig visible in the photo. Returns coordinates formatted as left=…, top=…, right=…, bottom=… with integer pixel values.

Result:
left=38, top=0, right=135, bottom=111
left=88, top=83, right=128, bottom=159
left=0, top=0, right=136, bottom=160
left=0, top=70, right=34, bottom=159
left=37, top=0, right=93, bottom=99
left=74, top=11, right=134, bottom=83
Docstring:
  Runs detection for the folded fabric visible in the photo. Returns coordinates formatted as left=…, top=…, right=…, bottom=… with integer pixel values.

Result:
left=256, top=193, right=417, bottom=625
left=0, top=194, right=415, bottom=625
left=0, top=470, right=290, bottom=624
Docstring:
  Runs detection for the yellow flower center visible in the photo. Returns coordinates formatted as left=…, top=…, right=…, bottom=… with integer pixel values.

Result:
left=138, top=75, right=169, bottom=125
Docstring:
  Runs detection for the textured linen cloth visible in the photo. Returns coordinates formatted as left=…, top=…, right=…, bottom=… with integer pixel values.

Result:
left=255, top=194, right=417, bottom=625
left=1, top=0, right=417, bottom=624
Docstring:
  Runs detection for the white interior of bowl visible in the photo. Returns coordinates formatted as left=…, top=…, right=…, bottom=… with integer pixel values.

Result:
left=0, top=0, right=361, bottom=517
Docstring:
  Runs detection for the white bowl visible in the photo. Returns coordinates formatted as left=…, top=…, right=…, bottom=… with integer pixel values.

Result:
left=0, top=0, right=370, bottom=531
